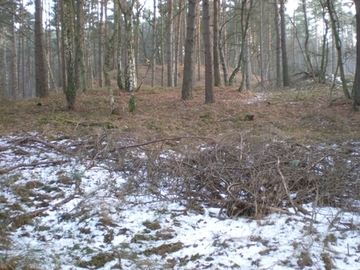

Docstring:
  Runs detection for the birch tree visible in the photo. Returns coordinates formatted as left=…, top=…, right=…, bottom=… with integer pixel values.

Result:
left=119, top=0, right=137, bottom=111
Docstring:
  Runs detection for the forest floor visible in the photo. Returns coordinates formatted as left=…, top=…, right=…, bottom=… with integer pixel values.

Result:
left=1, top=79, right=360, bottom=269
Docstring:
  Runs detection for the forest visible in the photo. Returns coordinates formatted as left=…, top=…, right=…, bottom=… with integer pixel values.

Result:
left=1, top=0, right=360, bottom=109
left=1, top=0, right=360, bottom=269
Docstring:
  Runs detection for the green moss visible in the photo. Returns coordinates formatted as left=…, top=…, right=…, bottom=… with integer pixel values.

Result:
left=143, top=241, right=183, bottom=256
left=77, top=252, right=115, bottom=268
left=142, top=220, right=161, bottom=231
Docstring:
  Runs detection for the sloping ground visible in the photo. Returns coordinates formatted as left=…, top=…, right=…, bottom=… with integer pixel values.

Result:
left=0, top=134, right=359, bottom=269
left=0, top=83, right=360, bottom=269
left=0, top=82, right=359, bottom=143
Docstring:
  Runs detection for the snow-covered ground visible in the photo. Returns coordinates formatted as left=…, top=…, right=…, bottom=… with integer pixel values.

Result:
left=0, top=135, right=359, bottom=269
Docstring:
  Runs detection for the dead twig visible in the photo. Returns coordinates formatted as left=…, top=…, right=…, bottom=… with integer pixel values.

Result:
left=0, top=160, right=63, bottom=175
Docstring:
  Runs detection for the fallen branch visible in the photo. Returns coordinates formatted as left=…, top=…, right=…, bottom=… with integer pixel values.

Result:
left=8, top=193, right=78, bottom=228
left=118, top=136, right=217, bottom=150
left=15, top=136, right=69, bottom=155
left=0, top=160, right=63, bottom=175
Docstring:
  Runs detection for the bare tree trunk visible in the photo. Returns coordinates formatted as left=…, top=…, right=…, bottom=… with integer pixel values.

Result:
left=353, top=0, right=360, bottom=110
left=99, top=0, right=104, bottom=88
left=119, top=0, right=136, bottom=111
left=259, top=0, right=265, bottom=90
left=62, top=0, right=76, bottom=109
left=167, top=0, right=174, bottom=87
left=151, top=0, right=157, bottom=87
left=55, top=1, right=63, bottom=89
left=116, top=0, right=123, bottom=89
left=244, top=32, right=251, bottom=90
left=182, top=0, right=197, bottom=100
left=104, top=0, right=116, bottom=114
left=213, top=0, right=221, bottom=86
left=11, top=2, right=19, bottom=99
left=279, top=0, right=290, bottom=87
left=3, top=36, right=9, bottom=96
left=326, top=0, right=351, bottom=99
left=174, top=0, right=183, bottom=87
left=75, top=0, right=87, bottom=92
left=319, top=0, right=329, bottom=84
left=160, top=1, right=165, bottom=87
left=35, top=0, right=48, bottom=98
left=274, top=0, right=281, bottom=88
left=219, top=0, right=228, bottom=86
left=228, top=0, right=253, bottom=88
left=196, top=2, right=201, bottom=82
left=301, top=0, right=315, bottom=80
left=20, top=0, right=25, bottom=97
left=203, top=0, right=214, bottom=103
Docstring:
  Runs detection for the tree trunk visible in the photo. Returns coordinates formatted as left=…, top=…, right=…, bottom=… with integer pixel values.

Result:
left=120, top=0, right=136, bottom=111
left=116, top=0, right=123, bottom=89
left=98, top=0, right=104, bottom=88
left=196, top=2, right=201, bottom=82
left=203, top=0, right=215, bottom=103
left=151, top=0, right=157, bottom=87
left=274, top=0, right=282, bottom=88
left=353, top=0, right=360, bottom=110
left=213, top=0, right=221, bottom=86
left=228, top=0, right=252, bottom=88
left=279, top=0, right=290, bottom=87
left=301, top=0, right=315, bottom=80
left=181, top=0, right=197, bottom=100
left=20, top=0, right=25, bottom=97
left=327, top=0, right=351, bottom=99
left=259, top=0, right=265, bottom=90
left=219, top=0, right=228, bottom=86
left=174, top=0, right=183, bottom=87
left=319, top=0, right=329, bottom=84
left=62, top=0, right=76, bottom=109
left=167, top=0, right=174, bottom=87
left=75, top=0, right=86, bottom=92
left=35, top=0, right=48, bottom=98
left=11, top=2, right=19, bottom=99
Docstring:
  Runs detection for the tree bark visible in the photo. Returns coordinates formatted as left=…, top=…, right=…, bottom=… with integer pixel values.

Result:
left=219, top=0, right=228, bottom=86
left=327, top=0, right=351, bottom=99
left=213, top=0, right=221, bottom=86
left=274, top=0, right=281, bottom=87
left=319, top=0, right=329, bottom=84
left=301, top=0, right=315, bottom=80
left=203, top=0, right=215, bottom=103
left=11, top=2, right=19, bottom=99
left=181, top=0, right=197, bottom=100
left=174, top=0, right=183, bottom=87
left=279, top=0, right=290, bottom=87
left=116, top=0, right=123, bottom=90
left=353, top=0, right=360, bottom=110
left=98, top=0, right=104, bottom=88
left=167, top=0, right=174, bottom=87
left=119, top=0, right=136, bottom=111
left=151, top=0, right=157, bottom=87
left=35, top=0, right=48, bottom=98
left=259, top=0, right=265, bottom=90
left=75, top=0, right=86, bottom=92
left=228, top=0, right=252, bottom=88
left=62, top=0, right=76, bottom=109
